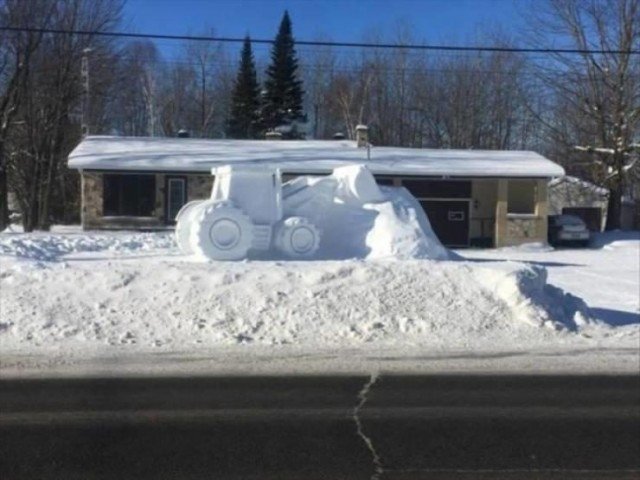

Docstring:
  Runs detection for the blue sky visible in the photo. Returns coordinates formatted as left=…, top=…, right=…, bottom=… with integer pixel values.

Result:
left=123, top=0, right=525, bottom=58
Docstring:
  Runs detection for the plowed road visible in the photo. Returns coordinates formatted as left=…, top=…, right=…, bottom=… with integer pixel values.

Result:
left=1, top=375, right=638, bottom=479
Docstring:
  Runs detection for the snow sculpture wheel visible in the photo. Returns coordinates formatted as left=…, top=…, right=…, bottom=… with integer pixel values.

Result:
left=275, top=217, right=321, bottom=259
left=191, top=202, right=254, bottom=260
left=174, top=200, right=205, bottom=255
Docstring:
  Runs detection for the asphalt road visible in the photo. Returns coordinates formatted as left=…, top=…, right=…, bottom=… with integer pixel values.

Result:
left=0, top=375, right=639, bottom=479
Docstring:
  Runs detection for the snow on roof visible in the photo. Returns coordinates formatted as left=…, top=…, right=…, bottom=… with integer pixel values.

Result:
left=68, top=136, right=565, bottom=178
left=549, top=175, right=609, bottom=195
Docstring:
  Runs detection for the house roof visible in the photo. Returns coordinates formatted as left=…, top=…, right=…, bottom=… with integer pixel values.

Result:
left=68, top=135, right=565, bottom=178
left=549, top=175, right=609, bottom=195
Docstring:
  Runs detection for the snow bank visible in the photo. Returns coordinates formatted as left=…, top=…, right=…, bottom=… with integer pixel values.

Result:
left=0, top=230, right=609, bottom=357
left=0, top=231, right=175, bottom=261
left=0, top=257, right=580, bottom=353
left=463, top=234, right=639, bottom=329
left=474, top=263, right=594, bottom=330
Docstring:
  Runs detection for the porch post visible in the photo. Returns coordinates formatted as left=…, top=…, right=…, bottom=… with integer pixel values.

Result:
left=495, top=179, right=508, bottom=247
left=80, top=171, right=86, bottom=230
left=535, top=179, right=549, bottom=241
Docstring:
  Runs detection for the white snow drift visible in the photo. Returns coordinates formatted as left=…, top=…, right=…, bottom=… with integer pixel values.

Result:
left=2, top=226, right=637, bottom=370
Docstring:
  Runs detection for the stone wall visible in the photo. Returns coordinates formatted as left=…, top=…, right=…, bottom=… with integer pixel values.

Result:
left=81, top=172, right=104, bottom=229
left=81, top=171, right=214, bottom=230
left=505, top=216, right=542, bottom=243
left=495, top=178, right=549, bottom=247
left=187, top=174, right=214, bottom=200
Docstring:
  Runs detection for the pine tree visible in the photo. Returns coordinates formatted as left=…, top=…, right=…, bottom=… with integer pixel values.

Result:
left=227, top=36, right=262, bottom=139
left=263, top=10, right=304, bottom=134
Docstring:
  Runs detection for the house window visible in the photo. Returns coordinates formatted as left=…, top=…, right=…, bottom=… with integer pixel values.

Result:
left=103, top=174, right=155, bottom=216
left=374, top=176, right=395, bottom=186
left=402, top=179, right=471, bottom=199
left=507, top=180, right=536, bottom=214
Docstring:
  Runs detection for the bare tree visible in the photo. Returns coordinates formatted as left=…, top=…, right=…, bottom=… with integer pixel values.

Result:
left=525, top=0, right=640, bottom=229
left=112, top=40, right=159, bottom=136
left=6, top=0, right=123, bottom=231
left=299, top=39, right=337, bottom=138
left=0, top=0, right=51, bottom=230
left=185, top=32, right=226, bottom=137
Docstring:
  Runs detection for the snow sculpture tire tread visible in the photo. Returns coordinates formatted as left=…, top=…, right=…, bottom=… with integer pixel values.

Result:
left=175, top=200, right=205, bottom=255
left=190, top=201, right=254, bottom=260
left=275, top=216, right=321, bottom=259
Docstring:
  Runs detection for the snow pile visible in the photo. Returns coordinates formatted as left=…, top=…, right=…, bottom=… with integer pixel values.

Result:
left=465, top=232, right=640, bottom=329
left=0, top=231, right=176, bottom=261
left=0, top=253, right=596, bottom=354
left=474, top=263, right=594, bottom=330
left=1, top=228, right=637, bottom=373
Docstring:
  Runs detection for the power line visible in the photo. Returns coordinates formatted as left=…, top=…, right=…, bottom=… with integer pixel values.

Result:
left=1, top=26, right=639, bottom=55
left=152, top=39, right=561, bottom=63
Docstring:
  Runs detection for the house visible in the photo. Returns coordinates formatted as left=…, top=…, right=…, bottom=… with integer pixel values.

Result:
left=67, top=128, right=565, bottom=248
left=549, top=176, right=609, bottom=231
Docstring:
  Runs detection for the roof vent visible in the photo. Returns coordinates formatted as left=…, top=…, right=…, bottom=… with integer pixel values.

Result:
left=332, top=132, right=346, bottom=140
left=177, top=129, right=190, bottom=138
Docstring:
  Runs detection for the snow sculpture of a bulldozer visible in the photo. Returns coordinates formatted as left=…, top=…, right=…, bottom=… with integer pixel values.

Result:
left=175, top=165, right=324, bottom=260
left=175, top=163, right=390, bottom=261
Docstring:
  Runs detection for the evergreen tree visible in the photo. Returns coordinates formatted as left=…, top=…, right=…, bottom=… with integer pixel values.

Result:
left=227, top=36, right=262, bottom=139
left=263, top=10, right=304, bottom=133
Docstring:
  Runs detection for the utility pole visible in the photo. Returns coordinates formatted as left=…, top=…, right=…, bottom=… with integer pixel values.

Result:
left=313, top=103, right=319, bottom=139
left=201, top=63, right=206, bottom=137
left=144, top=68, right=155, bottom=137
left=81, top=48, right=92, bottom=137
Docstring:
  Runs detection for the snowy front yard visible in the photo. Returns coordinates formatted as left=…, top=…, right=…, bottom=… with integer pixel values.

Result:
left=0, top=226, right=638, bottom=375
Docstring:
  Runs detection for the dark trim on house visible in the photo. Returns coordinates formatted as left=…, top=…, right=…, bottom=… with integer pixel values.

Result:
left=276, top=171, right=555, bottom=180
left=80, top=168, right=554, bottom=180
left=164, top=175, right=188, bottom=224
left=83, top=169, right=205, bottom=175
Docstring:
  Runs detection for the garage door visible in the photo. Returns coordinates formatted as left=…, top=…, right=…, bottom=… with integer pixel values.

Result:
left=420, top=200, right=470, bottom=247
left=562, top=207, right=603, bottom=232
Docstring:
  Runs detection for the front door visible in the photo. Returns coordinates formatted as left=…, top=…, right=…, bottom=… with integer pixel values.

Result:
left=165, top=176, right=187, bottom=224
left=420, top=200, right=470, bottom=247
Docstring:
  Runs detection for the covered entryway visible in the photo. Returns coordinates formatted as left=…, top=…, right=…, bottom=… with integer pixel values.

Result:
left=420, top=200, right=470, bottom=247
left=165, top=176, right=187, bottom=224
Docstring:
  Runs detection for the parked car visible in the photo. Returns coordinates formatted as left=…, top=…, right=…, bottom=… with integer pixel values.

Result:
left=548, top=214, right=591, bottom=246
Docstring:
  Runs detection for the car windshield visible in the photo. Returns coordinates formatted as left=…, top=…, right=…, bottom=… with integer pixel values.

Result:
left=556, top=215, right=585, bottom=226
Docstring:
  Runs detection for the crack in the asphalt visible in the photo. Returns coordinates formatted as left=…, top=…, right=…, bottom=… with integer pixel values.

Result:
left=354, top=372, right=383, bottom=480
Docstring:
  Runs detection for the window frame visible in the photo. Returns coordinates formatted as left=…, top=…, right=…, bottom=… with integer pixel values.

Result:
left=507, top=180, right=537, bottom=215
left=103, top=173, right=156, bottom=217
